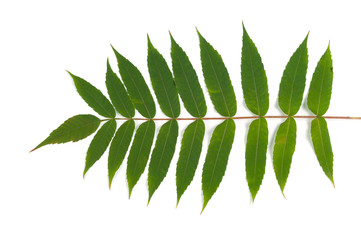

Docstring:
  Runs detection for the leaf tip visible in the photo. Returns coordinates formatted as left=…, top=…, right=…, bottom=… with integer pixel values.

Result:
left=108, top=178, right=113, bottom=190
left=29, top=147, right=37, bottom=153
left=281, top=190, right=287, bottom=200
left=201, top=198, right=209, bottom=214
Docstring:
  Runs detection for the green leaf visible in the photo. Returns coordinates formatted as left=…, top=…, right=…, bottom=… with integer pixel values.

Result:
left=278, top=34, right=309, bottom=116
left=84, top=120, right=117, bottom=176
left=105, top=59, right=135, bottom=118
left=241, top=24, right=269, bottom=116
left=307, top=44, right=333, bottom=116
left=311, top=117, right=334, bottom=185
left=273, top=117, right=297, bottom=193
left=127, top=120, right=156, bottom=197
left=67, top=71, right=115, bottom=118
left=31, top=114, right=101, bottom=151
left=170, top=34, right=207, bottom=117
left=202, top=119, right=236, bottom=212
left=147, top=36, right=180, bottom=118
left=197, top=30, right=237, bottom=117
left=148, top=120, right=179, bottom=203
left=112, top=47, right=156, bottom=118
left=246, top=117, right=269, bottom=201
left=108, top=120, right=135, bottom=188
left=176, top=119, right=205, bottom=205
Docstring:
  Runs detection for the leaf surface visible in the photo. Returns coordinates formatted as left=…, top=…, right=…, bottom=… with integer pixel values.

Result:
left=32, top=114, right=101, bottom=151
left=273, top=117, right=297, bottom=193
left=311, top=117, right=334, bottom=184
left=148, top=120, right=179, bottom=203
left=108, top=120, right=135, bottom=188
left=176, top=119, right=205, bottom=205
left=112, top=47, right=156, bottom=118
left=84, top=120, right=116, bottom=176
left=241, top=24, right=269, bottom=116
left=106, top=59, right=135, bottom=118
left=202, top=119, right=235, bottom=212
left=307, top=44, right=333, bottom=116
left=147, top=36, right=180, bottom=118
left=170, top=34, right=207, bottom=117
left=246, top=117, right=269, bottom=201
left=67, top=71, right=115, bottom=118
left=278, top=34, right=309, bottom=116
left=126, top=120, right=156, bottom=197
left=198, top=30, right=237, bottom=117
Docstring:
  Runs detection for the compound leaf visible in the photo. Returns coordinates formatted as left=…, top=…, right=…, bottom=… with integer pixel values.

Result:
left=198, top=30, right=237, bottom=117
left=84, top=120, right=117, bottom=176
left=170, top=34, right=207, bottom=117
left=106, top=59, right=135, bottom=118
left=127, top=120, right=156, bottom=197
left=311, top=117, right=334, bottom=185
left=176, top=119, right=205, bottom=205
left=202, top=119, right=236, bottom=212
left=31, top=114, right=101, bottom=151
left=147, top=36, right=180, bottom=118
left=273, top=117, right=297, bottom=193
left=246, top=117, right=269, bottom=201
left=112, top=47, right=156, bottom=118
left=307, top=44, right=333, bottom=116
left=148, top=120, right=179, bottom=203
left=108, top=120, right=135, bottom=188
left=241, top=24, right=269, bottom=116
left=278, top=34, right=309, bottom=116
left=67, top=71, right=115, bottom=118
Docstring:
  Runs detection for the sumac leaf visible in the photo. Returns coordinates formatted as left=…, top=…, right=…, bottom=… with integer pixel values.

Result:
left=147, top=36, right=180, bottom=118
left=84, top=120, right=117, bottom=176
left=108, top=120, right=135, bottom=188
left=202, top=119, right=235, bottom=212
left=241, top=24, right=269, bottom=116
left=311, top=117, right=334, bottom=185
left=176, top=119, right=205, bottom=205
left=307, top=44, right=333, bottom=116
left=246, top=117, right=269, bottom=201
left=148, top=120, right=178, bottom=203
left=170, top=34, right=207, bottom=117
left=127, top=120, right=156, bottom=197
left=278, top=34, right=309, bottom=116
left=31, top=114, right=101, bottom=151
left=198, top=30, right=237, bottom=117
left=67, top=71, right=115, bottom=118
left=106, top=59, right=135, bottom=118
left=112, top=47, right=156, bottom=118
left=273, top=117, right=297, bottom=193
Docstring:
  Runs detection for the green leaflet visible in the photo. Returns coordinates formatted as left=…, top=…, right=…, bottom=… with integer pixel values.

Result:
left=105, top=59, right=135, bottom=118
left=112, top=47, right=156, bottom=118
left=147, top=36, right=180, bottom=118
left=31, top=114, right=101, bottom=151
left=241, top=24, right=269, bottom=116
left=170, top=34, right=207, bottom=117
left=67, top=71, right=115, bottom=118
left=278, top=34, right=309, bottom=116
left=84, top=120, right=116, bottom=176
left=202, top=119, right=235, bottom=212
left=307, top=44, right=333, bottom=116
left=127, top=120, right=156, bottom=197
left=246, top=117, right=269, bottom=201
left=197, top=30, right=237, bottom=117
left=108, top=120, right=135, bottom=188
left=311, top=117, right=334, bottom=185
left=273, top=117, right=297, bottom=193
left=176, top=119, right=205, bottom=205
left=148, top=120, right=179, bottom=203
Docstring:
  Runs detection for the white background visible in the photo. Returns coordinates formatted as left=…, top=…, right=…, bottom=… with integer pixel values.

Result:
left=1, top=0, right=361, bottom=239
